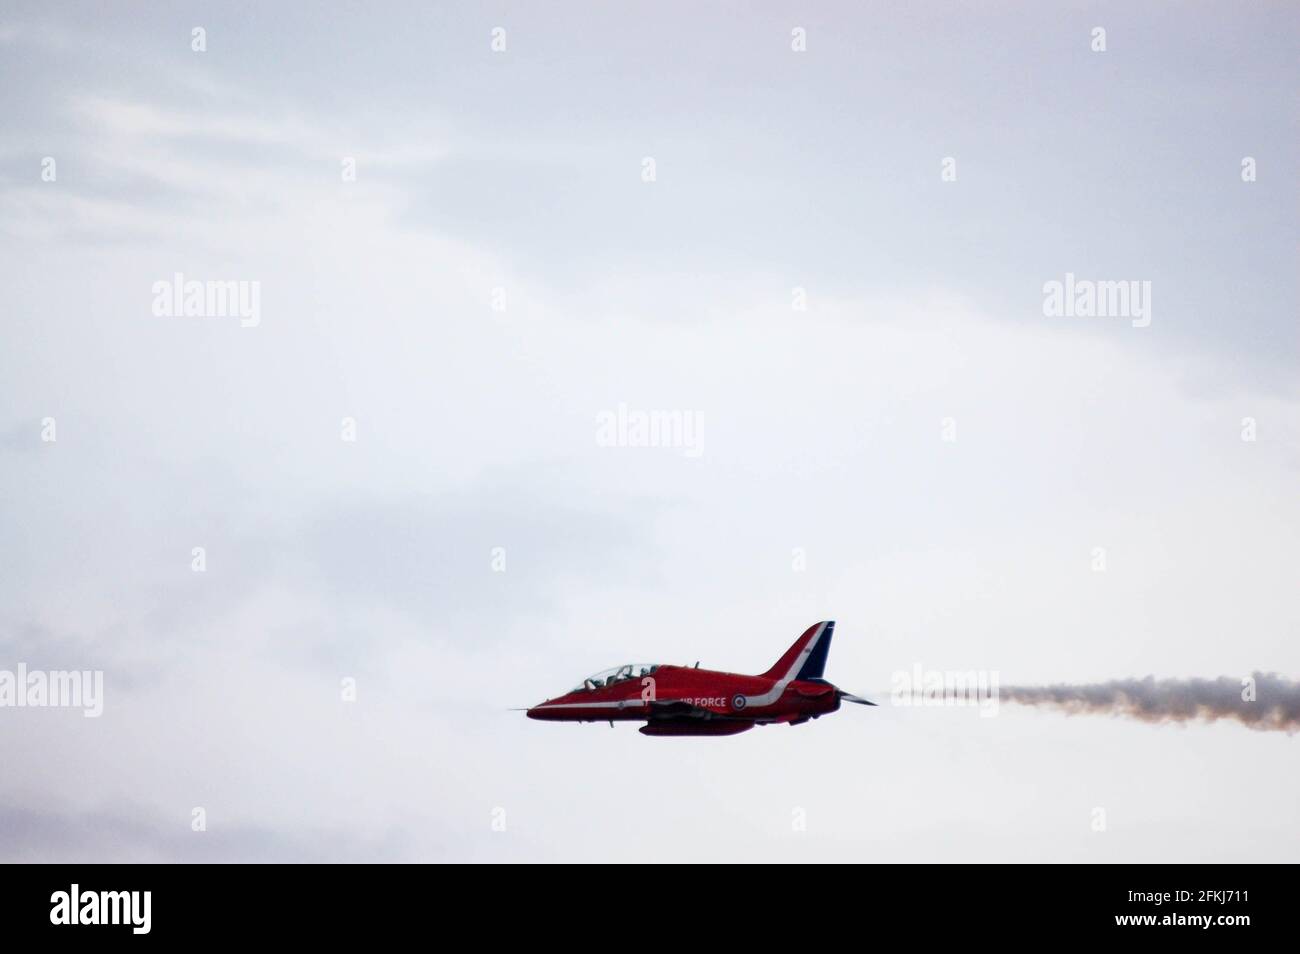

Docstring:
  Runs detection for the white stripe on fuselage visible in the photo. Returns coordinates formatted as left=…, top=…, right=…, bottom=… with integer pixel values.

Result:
left=735, top=621, right=827, bottom=708
left=536, top=700, right=646, bottom=710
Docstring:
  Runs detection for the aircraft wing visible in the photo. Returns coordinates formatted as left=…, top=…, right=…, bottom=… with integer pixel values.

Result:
left=642, top=700, right=754, bottom=736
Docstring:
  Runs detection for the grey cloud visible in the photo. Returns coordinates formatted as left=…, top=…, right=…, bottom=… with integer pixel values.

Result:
left=1, top=0, right=1297, bottom=864
left=0, top=801, right=409, bottom=863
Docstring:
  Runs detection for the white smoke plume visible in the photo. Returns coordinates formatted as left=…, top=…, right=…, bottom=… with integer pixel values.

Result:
left=999, top=672, right=1300, bottom=733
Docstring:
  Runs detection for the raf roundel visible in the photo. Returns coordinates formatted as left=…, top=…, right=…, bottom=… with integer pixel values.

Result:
left=731, top=693, right=747, bottom=711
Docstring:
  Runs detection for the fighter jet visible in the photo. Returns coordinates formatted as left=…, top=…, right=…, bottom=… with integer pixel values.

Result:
left=526, top=621, right=874, bottom=736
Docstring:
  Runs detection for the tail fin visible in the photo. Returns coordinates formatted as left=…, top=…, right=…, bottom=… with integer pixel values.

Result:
left=763, top=621, right=835, bottom=683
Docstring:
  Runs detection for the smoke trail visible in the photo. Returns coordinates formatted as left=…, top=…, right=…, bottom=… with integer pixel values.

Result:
left=1000, top=672, right=1300, bottom=733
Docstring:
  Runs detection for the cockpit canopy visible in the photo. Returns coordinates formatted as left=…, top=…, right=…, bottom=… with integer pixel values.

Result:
left=573, top=663, right=661, bottom=692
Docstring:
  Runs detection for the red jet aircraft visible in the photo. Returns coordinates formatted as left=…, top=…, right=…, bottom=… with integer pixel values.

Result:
left=526, top=621, right=874, bottom=736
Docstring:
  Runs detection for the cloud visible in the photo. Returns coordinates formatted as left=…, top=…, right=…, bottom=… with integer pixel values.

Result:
left=0, top=1, right=1296, bottom=862
left=0, top=801, right=407, bottom=863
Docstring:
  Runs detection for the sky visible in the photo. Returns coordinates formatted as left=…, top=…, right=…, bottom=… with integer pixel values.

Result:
left=0, top=1, right=1297, bottom=862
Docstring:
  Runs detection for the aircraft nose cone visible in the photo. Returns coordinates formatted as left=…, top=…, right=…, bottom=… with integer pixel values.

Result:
left=525, top=703, right=550, bottom=720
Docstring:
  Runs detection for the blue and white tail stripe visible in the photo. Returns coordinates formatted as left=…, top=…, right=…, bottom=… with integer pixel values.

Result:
left=738, top=621, right=834, bottom=708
